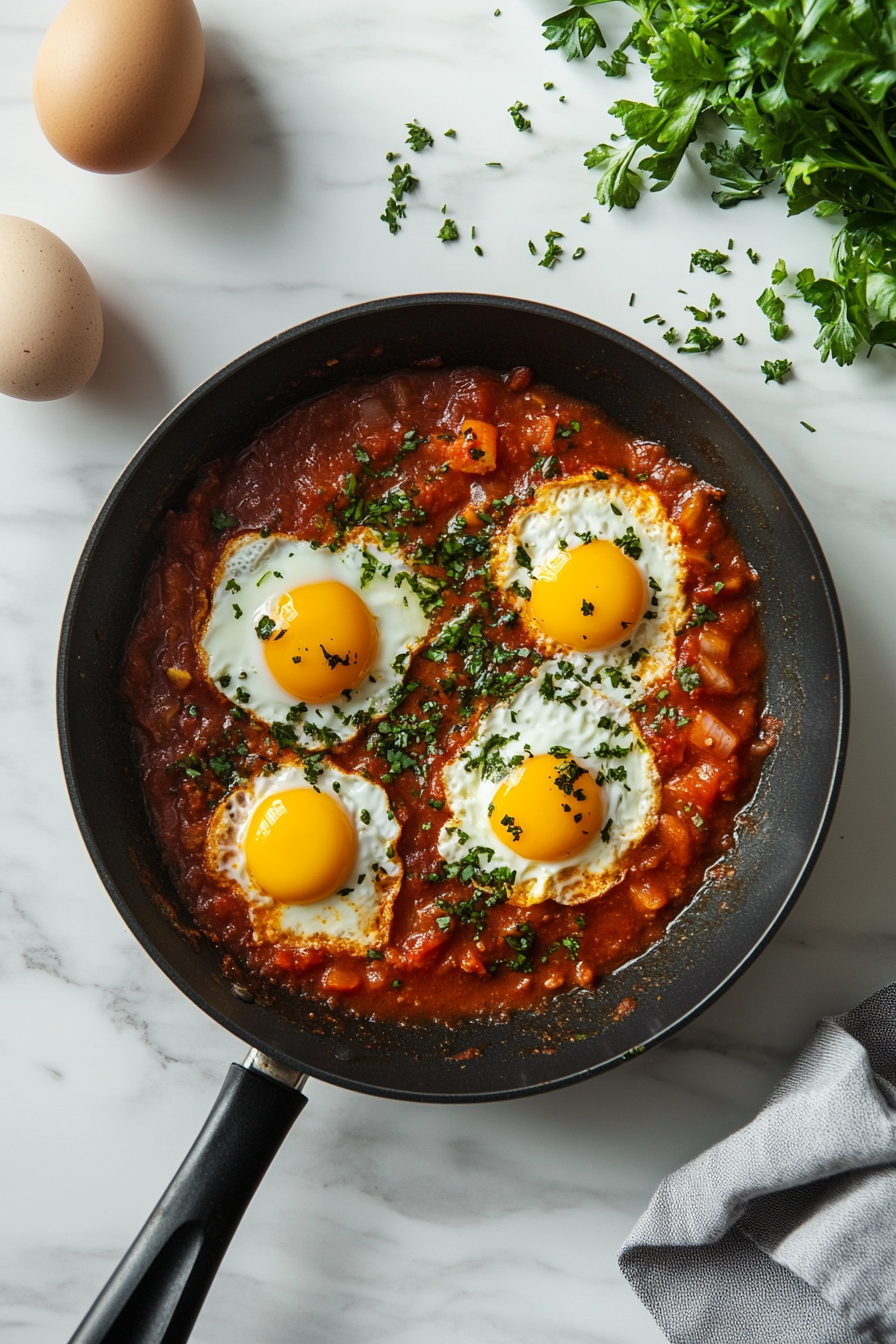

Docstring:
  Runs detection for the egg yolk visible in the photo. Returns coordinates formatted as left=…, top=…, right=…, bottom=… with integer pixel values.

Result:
left=489, top=754, right=603, bottom=861
left=244, top=788, right=357, bottom=903
left=263, top=580, right=378, bottom=703
left=527, top=539, right=646, bottom=651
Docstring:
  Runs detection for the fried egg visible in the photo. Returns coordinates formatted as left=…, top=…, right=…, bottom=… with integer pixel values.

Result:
left=492, top=473, right=686, bottom=697
left=438, top=665, right=661, bottom=906
left=202, top=530, right=433, bottom=746
left=209, top=762, right=401, bottom=953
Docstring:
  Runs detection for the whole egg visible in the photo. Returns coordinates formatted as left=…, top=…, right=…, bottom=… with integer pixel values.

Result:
left=0, top=216, right=103, bottom=401
left=33, top=0, right=205, bottom=174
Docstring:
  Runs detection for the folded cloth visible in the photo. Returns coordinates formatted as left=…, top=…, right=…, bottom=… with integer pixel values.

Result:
left=619, top=982, right=896, bottom=1344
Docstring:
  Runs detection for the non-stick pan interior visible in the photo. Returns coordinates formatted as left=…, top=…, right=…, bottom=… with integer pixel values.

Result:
left=57, top=295, right=847, bottom=1101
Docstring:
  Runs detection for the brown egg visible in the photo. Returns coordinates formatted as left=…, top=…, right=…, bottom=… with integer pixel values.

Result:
left=0, top=216, right=103, bottom=401
left=33, top=0, right=204, bottom=174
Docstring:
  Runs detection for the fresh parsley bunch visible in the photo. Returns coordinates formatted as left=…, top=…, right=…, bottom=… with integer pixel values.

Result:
left=544, top=0, right=896, bottom=365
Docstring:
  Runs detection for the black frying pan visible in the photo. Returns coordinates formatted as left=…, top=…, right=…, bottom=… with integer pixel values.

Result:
left=57, top=294, right=848, bottom=1344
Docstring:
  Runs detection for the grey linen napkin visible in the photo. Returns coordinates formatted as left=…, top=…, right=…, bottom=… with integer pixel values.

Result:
left=619, top=982, right=896, bottom=1343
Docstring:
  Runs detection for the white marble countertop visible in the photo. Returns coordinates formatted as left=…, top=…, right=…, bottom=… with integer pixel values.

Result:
left=2, top=2, right=894, bottom=1340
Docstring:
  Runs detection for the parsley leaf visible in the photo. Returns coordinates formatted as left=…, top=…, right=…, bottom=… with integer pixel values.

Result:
left=543, top=6, right=606, bottom=61
left=573, top=0, right=896, bottom=366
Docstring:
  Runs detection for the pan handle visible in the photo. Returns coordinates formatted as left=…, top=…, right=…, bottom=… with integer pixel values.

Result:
left=67, top=1050, right=308, bottom=1344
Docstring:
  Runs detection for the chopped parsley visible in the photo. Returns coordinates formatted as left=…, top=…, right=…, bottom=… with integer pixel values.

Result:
left=508, top=101, right=531, bottom=132
left=500, top=814, right=523, bottom=842
left=678, top=327, right=723, bottom=355
left=211, top=507, right=238, bottom=531
left=614, top=526, right=642, bottom=559
left=690, top=249, right=729, bottom=275
left=757, top=287, right=790, bottom=342
left=675, top=665, right=701, bottom=693
left=761, top=358, right=793, bottom=384
left=538, top=230, right=564, bottom=268
left=406, top=121, right=434, bottom=152
left=503, top=922, right=537, bottom=972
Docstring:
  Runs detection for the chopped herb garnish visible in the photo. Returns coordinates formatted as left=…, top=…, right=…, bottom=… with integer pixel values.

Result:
left=678, top=327, right=723, bottom=355
left=614, top=525, right=642, bottom=559
left=211, top=507, right=238, bottom=531
left=508, top=101, right=531, bottom=132
left=406, top=121, right=434, bottom=152
left=537, top=229, right=564, bottom=268
left=757, top=287, right=790, bottom=342
left=675, top=665, right=701, bottom=693
left=690, top=249, right=729, bottom=275
left=761, top=358, right=793, bottom=384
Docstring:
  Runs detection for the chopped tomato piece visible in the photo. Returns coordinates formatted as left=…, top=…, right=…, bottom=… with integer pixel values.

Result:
left=716, top=598, right=753, bottom=634
left=322, top=965, right=361, bottom=992
left=446, top=419, right=498, bottom=474
left=657, top=812, right=693, bottom=866
left=683, top=546, right=714, bottom=573
left=461, top=945, right=488, bottom=976
left=689, top=709, right=740, bottom=759
left=403, top=927, right=452, bottom=966
left=678, top=489, right=708, bottom=536
left=665, top=758, right=725, bottom=811
left=630, top=874, right=669, bottom=911
left=521, top=414, right=557, bottom=452
left=507, top=365, right=533, bottom=392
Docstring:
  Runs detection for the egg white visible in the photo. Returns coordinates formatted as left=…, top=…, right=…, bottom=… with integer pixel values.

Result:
left=201, top=529, right=433, bottom=746
left=492, top=473, right=687, bottom=700
left=438, top=664, right=661, bottom=906
left=208, top=762, right=401, bottom=954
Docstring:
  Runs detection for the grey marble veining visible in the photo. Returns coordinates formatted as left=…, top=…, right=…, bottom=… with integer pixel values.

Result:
left=1, top=1, right=894, bottom=1341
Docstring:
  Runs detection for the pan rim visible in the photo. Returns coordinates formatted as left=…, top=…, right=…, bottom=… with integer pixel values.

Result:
left=56, top=291, right=850, bottom=1103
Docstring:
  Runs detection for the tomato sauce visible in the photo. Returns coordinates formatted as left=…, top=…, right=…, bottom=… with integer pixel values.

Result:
left=122, top=365, right=773, bottom=1022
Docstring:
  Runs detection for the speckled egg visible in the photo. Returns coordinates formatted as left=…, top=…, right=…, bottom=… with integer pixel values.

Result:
left=0, top=216, right=103, bottom=401
left=33, top=0, right=205, bottom=174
